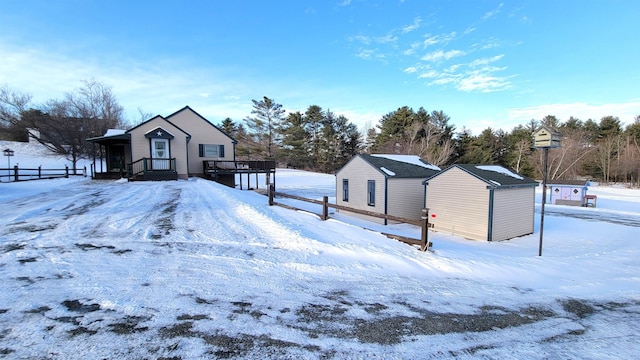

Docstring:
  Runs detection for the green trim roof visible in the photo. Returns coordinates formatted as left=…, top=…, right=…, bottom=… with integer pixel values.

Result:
left=359, top=154, right=440, bottom=178
left=429, top=164, right=538, bottom=188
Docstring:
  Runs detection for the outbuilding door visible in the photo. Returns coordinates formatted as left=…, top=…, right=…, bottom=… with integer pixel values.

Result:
left=151, top=138, right=170, bottom=170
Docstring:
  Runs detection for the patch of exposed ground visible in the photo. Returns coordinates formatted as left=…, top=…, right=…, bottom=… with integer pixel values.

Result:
left=151, top=189, right=181, bottom=239
left=2, top=283, right=639, bottom=359
left=108, top=315, right=152, bottom=335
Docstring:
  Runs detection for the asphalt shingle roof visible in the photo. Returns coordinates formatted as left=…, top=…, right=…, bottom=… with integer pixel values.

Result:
left=445, top=164, right=539, bottom=187
left=360, top=154, right=440, bottom=178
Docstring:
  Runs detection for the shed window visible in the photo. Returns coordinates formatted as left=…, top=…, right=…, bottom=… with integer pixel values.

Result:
left=342, top=179, right=349, bottom=202
left=199, top=144, right=225, bottom=158
left=367, top=180, right=375, bottom=206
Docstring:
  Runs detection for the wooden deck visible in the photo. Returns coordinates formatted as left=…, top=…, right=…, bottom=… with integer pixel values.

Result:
left=203, top=160, right=276, bottom=189
left=204, top=160, right=276, bottom=174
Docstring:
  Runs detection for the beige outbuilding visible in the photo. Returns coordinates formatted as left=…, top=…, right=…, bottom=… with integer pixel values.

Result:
left=335, top=154, right=440, bottom=225
left=423, top=164, right=539, bottom=241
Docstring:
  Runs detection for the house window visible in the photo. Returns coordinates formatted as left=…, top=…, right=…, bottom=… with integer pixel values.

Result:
left=199, top=144, right=225, bottom=158
left=342, top=179, right=349, bottom=202
left=367, top=180, right=375, bottom=206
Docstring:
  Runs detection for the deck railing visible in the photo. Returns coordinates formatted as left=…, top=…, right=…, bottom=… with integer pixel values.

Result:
left=129, top=158, right=177, bottom=178
left=203, top=160, right=276, bottom=173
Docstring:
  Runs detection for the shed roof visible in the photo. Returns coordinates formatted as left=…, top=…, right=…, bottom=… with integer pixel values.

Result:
left=359, top=154, right=440, bottom=179
left=427, top=164, right=539, bottom=188
left=546, top=179, right=590, bottom=186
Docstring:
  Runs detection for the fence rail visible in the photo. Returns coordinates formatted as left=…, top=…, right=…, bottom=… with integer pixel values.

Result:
left=0, top=165, right=87, bottom=183
left=267, top=184, right=432, bottom=251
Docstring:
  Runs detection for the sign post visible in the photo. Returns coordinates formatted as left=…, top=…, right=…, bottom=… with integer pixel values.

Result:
left=3, top=148, right=14, bottom=181
left=532, top=126, right=561, bottom=256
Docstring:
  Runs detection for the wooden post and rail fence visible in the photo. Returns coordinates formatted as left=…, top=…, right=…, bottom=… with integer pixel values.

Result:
left=267, top=184, right=432, bottom=252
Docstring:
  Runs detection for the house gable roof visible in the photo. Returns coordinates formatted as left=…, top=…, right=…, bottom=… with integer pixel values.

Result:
left=427, top=164, right=538, bottom=188
left=127, top=115, right=191, bottom=139
left=165, top=105, right=237, bottom=144
left=358, top=154, right=440, bottom=179
left=144, top=127, right=175, bottom=139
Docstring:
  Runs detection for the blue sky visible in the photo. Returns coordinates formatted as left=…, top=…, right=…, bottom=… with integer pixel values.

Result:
left=1, top=0, right=638, bottom=135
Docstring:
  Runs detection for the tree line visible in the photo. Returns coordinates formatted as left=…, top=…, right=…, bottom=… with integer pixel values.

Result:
left=2, top=81, right=639, bottom=185
left=376, top=108, right=640, bottom=185
left=220, top=97, right=361, bottom=173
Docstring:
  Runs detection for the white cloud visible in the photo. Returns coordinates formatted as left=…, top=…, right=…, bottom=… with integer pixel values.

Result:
left=418, top=70, right=439, bottom=79
left=421, top=49, right=466, bottom=62
left=508, top=101, right=640, bottom=125
left=469, top=54, right=504, bottom=67
left=483, top=3, right=504, bottom=20
left=355, top=48, right=376, bottom=60
left=422, top=32, right=457, bottom=48
left=446, top=64, right=462, bottom=72
left=350, top=35, right=371, bottom=45
left=401, top=17, right=422, bottom=33
left=403, top=41, right=421, bottom=56
left=403, top=66, right=418, bottom=73
left=430, top=76, right=459, bottom=85
left=375, top=34, right=398, bottom=44
left=457, top=72, right=510, bottom=93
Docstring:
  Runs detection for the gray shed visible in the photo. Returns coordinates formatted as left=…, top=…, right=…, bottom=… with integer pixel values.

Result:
left=423, top=164, right=539, bottom=241
left=335, top=154, right=440, bottom=224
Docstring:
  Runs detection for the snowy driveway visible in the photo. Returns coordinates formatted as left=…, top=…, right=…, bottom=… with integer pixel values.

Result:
left=0, top=177, right=639, bottom=359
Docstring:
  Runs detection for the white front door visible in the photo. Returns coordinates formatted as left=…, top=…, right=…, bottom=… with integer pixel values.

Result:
left=151, top=138, right=170, bottom=170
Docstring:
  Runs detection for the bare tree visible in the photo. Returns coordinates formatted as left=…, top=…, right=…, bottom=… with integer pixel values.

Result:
left=135, top=107, right=154, bottom=125
left=532, top=129, right=595, bottom=181
left=0, top=85, right=33, bottom=141
left=24, top=80, right=126, bottom=171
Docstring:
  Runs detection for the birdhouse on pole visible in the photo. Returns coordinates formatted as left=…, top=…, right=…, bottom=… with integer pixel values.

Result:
left=532, top=125, right=562, bottom=149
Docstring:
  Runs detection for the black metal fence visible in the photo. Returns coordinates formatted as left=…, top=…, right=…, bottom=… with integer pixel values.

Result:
left=0, top=165, right=87, bottom=183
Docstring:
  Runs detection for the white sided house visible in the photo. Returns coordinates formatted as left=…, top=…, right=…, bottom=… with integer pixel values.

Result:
left=423, top=164, right=539, bottom=241
left=335, top=154, right=440, bottom=225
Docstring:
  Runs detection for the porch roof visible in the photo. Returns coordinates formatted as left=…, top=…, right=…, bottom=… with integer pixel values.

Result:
left=86, top=130, right=130, bottom=145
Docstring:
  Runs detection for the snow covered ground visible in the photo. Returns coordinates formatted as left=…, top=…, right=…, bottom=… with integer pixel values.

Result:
left=0, top=140, right=639, bottom=359
left=0, top=140, right=94, bottom=182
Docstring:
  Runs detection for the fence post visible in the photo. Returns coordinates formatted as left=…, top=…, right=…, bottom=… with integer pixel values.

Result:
left=420, top=208, right=430, bottom=251
left=268, top=184, right=274, bottom=206
left=38, top=165, right=42, bottom=179
left=84, top=165, right=87, bottom=177
left=322, top=196, right=329, bottom=221
left=65, top=165, right=69, bottom=178
left=13, top=165, right=18, bottom=182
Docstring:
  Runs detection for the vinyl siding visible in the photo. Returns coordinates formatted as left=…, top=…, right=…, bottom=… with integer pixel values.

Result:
left=128, top=120, right=189, bottom=178
left=167, top=109, right=235, bottom=177
left=386, top=178, right=427, bottom=221
left=491, top=187, right=535, bottom=241
left=425, top=167, right=490, bottom=240
left=335, top=156, right=387, bottom=224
